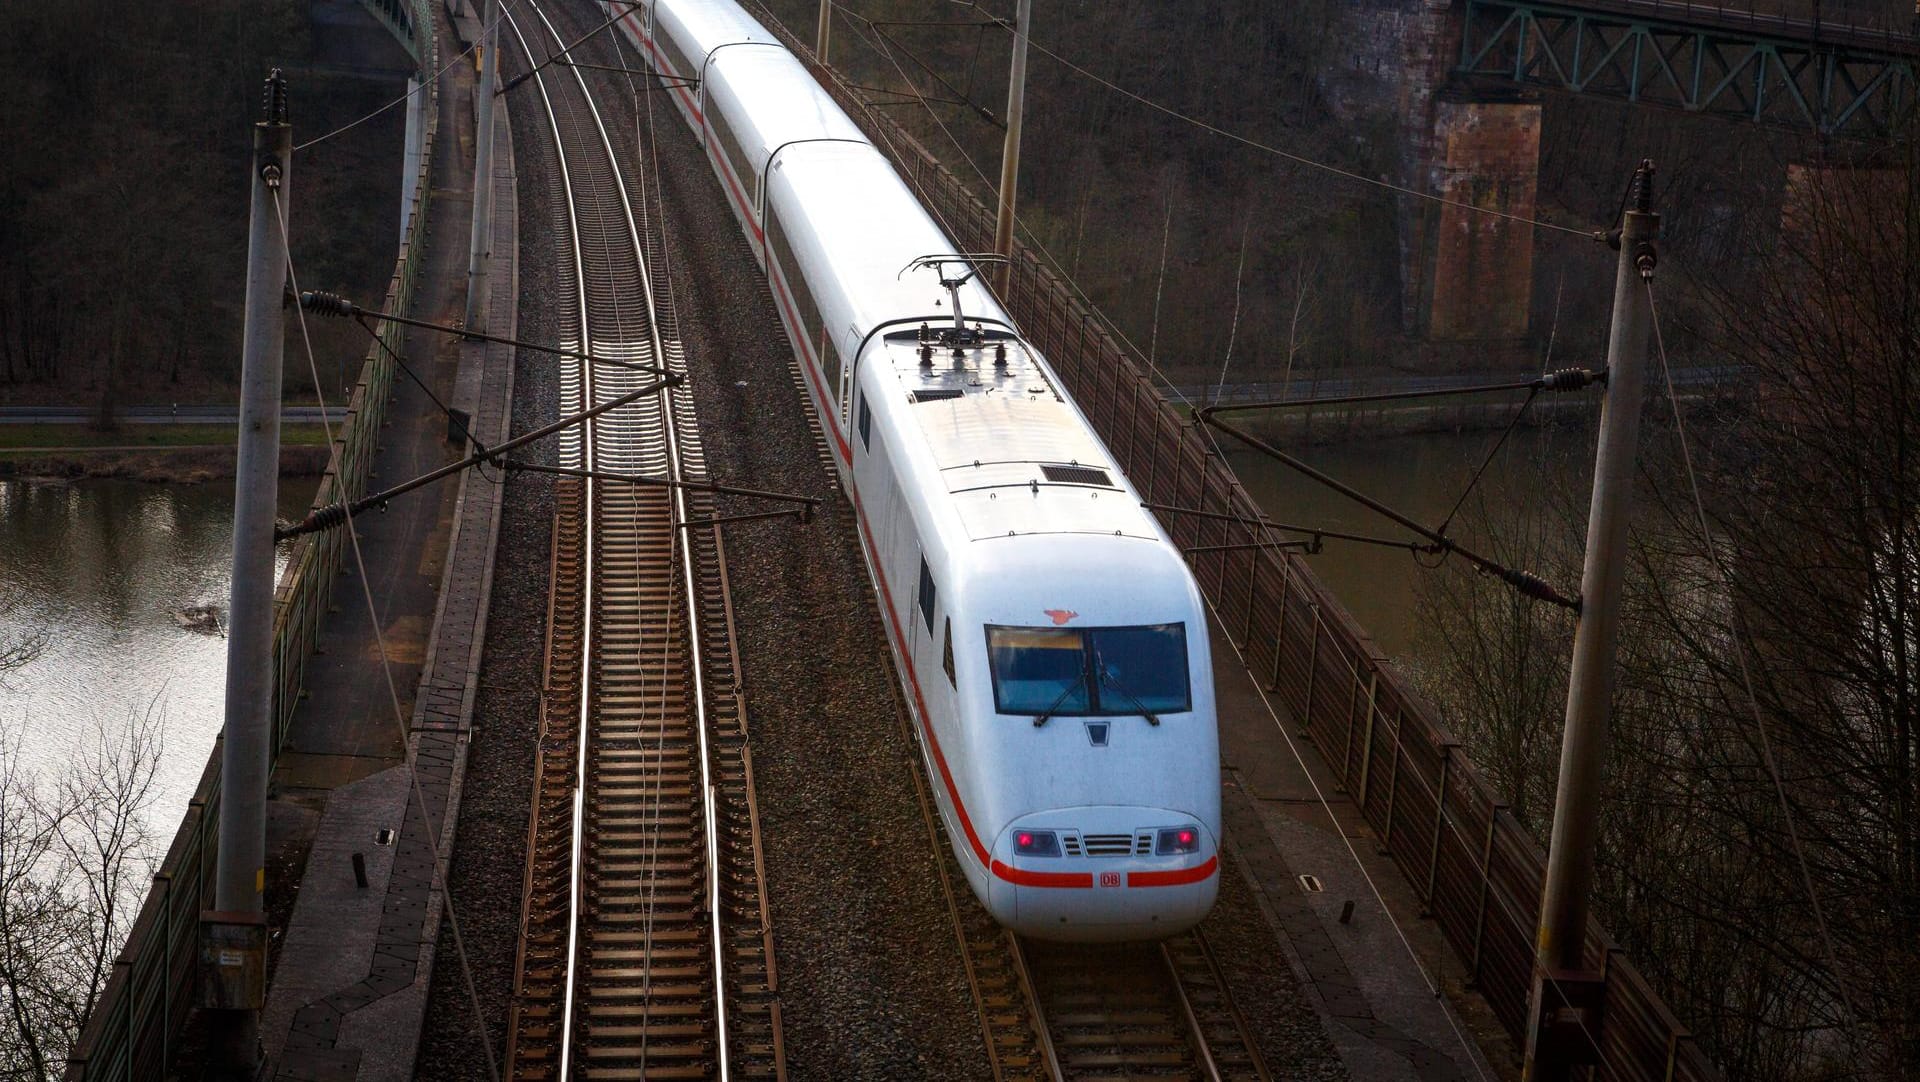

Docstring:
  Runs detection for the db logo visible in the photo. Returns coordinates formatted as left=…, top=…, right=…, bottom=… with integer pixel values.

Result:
left=1099, top=871, right=1121, bottom=888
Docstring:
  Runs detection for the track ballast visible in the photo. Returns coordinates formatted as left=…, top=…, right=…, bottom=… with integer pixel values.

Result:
left=500, top=3, right=784, bottom=1077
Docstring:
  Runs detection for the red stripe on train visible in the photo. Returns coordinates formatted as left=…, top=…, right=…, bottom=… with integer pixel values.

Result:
left=1125, top=856, right=1219, bottom=888
left=990, top=861, right=1094, bottom=889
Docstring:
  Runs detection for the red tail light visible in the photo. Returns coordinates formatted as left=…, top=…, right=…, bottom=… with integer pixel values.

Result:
left=1014, top=830, right=1061, bottom=857
left=1156, top=826, right=1201, bottom=855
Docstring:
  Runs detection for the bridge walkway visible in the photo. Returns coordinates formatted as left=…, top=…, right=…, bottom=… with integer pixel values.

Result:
left=1210, top=614, right=1507, bottom=1081
left=241, top=19, right=518, bottom=1081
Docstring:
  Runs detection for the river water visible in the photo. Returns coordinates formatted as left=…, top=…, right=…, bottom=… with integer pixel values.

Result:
left=0, top=478, right=313, bottom=844
left=1219, top=422, right=1595, bottom=662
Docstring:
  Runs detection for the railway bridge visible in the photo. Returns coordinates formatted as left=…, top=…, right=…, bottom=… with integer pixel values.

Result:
left=1325, top=0, right=1916, bottom=351
left=64, top=2, right=1734, bottom=1080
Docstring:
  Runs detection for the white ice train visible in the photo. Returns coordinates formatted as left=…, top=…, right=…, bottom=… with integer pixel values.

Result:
left=611, top=0, right=1220, bottom=940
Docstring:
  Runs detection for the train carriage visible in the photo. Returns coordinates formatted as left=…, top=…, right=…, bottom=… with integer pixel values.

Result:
left=614, top=0, right=1221, bottom=940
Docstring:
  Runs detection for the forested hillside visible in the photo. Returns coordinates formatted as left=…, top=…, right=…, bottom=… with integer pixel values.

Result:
left=0, top=1, right=408, bottom=413
left=752, top=0, right=1842, bottom=384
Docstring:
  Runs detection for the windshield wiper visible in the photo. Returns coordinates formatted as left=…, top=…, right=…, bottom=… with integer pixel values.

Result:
left=1094, top=651, right=1162, bottom=726
left=1031, top=674, right=1085, bottom=728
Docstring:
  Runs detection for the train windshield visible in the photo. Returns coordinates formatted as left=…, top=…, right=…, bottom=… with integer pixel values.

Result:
left=986, top=623, right=1191, bottom=717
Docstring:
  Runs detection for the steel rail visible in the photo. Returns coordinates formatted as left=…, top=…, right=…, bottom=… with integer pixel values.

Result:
left=503, top=1, right=763, bottom=1076
left=498, top=9, right=599, bottom=1078
left=1158, top=944, right=1224, bottom=1082
left=1002, top=936, right=1063, bottom=1081
left=528, top=4, right=733, bottom=1076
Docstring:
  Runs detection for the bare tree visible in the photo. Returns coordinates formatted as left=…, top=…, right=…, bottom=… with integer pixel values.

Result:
left=0, top=710, right=160, bottom=1081
left=0, top=586, right=46, bottom=688
left=1412, top=140, right=1919, bottom=1078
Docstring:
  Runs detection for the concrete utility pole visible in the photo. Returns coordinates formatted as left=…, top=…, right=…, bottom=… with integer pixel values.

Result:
left=466, top=0, right=501, bottom=332
left=992, top=0, right=1032, bottom=285
left=1523, top=159, right=1658, bottom=1081
left=202, top=70, right=292, bottom=1078
left=816, top=0, right=832, bottom=64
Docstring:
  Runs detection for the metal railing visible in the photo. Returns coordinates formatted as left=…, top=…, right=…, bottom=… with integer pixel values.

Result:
left=749, top=8, right=1725, bottom=1077
left=1458, top=0, right=1919, bottom=137
left=62, top=6, right=438, bottom=1077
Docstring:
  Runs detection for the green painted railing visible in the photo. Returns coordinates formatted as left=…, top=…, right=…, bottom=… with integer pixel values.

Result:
left=62, top=5, right=437, bottom=1077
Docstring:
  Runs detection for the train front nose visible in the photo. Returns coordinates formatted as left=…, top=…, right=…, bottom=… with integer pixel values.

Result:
left=987, top=807, right=1220, bottom=942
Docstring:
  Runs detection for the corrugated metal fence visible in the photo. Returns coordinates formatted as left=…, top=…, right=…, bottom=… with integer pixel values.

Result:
left=749, top=7, right=1722, bottom=1077
left=62, top=6, right=437, bottom=1076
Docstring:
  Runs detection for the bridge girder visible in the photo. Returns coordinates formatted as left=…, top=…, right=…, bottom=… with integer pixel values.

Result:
left=356, top=0, right=426, bottom=68
left=1457, top=0, right=1917, bottom=138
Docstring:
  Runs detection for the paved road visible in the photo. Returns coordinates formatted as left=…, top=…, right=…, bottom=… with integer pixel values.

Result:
left=0, top=405, right=342, bottom=424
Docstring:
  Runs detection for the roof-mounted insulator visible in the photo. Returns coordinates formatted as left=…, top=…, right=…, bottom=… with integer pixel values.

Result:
left=263, top=69, right=288, bottom=125
left=995, top=342, right=1007, bottom=368
left=1536, top=367, right=1603, bottom=392
left=299, top=290, right=356, bottom=318
left=919, top=344, right=933, bottom=367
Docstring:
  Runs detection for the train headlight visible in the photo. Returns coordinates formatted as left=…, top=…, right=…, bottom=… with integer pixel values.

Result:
left=1155, top=827, right=1200, bottom=856
left=1014, top=830, right=1061, bottom=857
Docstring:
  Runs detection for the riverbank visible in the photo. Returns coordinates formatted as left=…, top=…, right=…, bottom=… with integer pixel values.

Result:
left=0, top=423, right=331, bottom=483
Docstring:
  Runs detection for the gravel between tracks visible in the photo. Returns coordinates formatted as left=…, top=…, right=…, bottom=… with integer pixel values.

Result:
left=422, top=3, right=1351, bottom=1079
left=1203, top=859, right=1350, bottom=1080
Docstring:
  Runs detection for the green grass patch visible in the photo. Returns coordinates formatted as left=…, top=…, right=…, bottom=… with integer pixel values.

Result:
left=0, top=424, right=329, bottom=451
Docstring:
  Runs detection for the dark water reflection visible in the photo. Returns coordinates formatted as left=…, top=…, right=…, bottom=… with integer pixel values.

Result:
left=1221, top=424, right=1595, bottom=663
left=0, top=478, right=315, bottom=838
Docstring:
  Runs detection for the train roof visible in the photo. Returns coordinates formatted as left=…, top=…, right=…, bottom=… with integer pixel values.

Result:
left=708, top=48, right=866, bottom=165
left=871, top=326, right=1164, bottom=545
left=768, top=144, right=1002, bottom=340
left=654, top=0, right=779, bottom=51
left=718, top=53, right=1169, bottom=550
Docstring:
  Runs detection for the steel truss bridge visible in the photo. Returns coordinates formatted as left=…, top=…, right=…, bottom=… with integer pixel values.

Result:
left=1458, top=0, right=1919, bottom=137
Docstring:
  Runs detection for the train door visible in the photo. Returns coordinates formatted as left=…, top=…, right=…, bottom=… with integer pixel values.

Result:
left=696, top=60, right=711, bottom=150
left=839, top=325, right=860, bottom=429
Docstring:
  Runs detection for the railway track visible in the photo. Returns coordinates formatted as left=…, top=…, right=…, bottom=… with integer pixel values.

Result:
left=502, top=3, right=784, bottom=1078
left=893, top=627, right=1270, bottom=1082
left=1014, top=932, right=1272, bottom=1082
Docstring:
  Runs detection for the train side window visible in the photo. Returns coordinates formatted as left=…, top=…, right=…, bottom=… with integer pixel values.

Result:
left=765, top=210, right=823, bottom=354
left=858, top=394, right=872, bottom=450
left=708, top=109, right=755, bottom=191
left=917, top=558, right=936, bottom=635
left=656, top=27, right=696, bottom=84
left=942, top=617, right=955, bottom=687
left=819, top=325, right=841, bottom=395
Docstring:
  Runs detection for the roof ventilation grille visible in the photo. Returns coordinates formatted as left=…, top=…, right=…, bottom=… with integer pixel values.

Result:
left=911, top=388, right=965, bottom=403
left=1041, top=464, right=1114, bottom=487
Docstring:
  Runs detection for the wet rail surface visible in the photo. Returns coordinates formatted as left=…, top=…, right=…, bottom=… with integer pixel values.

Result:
left=499, top=3, right=784, bottom=1078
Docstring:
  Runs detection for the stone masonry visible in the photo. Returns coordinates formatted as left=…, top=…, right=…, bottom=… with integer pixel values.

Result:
left=1425, top=94, right=1541, bottom=340
left=1320, top=0, right=1542, bottom=350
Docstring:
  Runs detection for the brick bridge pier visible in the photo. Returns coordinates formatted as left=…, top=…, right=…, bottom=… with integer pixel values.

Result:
left=1324, top=0, right=1543, bottom=364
